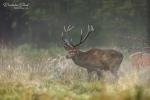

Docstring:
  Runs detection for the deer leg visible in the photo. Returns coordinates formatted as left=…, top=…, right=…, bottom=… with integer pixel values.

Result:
left=87, top=70, right=92, bottom=81
left=111, top=67, right=119, bottom=80
left=97, top=71, right=103, bottom=80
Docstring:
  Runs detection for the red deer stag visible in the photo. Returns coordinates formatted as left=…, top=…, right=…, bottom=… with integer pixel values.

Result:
left=61, top=25, right=123, bottom=80
left=129, top=51, right=150, bottom=71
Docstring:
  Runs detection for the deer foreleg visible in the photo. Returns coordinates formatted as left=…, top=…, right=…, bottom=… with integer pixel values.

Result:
left=87, top=70, right=93, bottom=81
left=97, top=71, right=103, bottom=80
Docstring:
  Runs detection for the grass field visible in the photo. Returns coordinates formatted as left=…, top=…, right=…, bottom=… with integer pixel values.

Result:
left=0, top=44, right=150, bottom=100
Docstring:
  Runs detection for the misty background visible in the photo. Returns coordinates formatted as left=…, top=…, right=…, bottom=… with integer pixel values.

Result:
left=0, top=0, right=149, bottom=51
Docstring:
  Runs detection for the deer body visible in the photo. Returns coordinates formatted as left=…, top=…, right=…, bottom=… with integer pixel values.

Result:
left=71, top=48, right=123, bottom=77
left=62, top=25, right=123, bottom=79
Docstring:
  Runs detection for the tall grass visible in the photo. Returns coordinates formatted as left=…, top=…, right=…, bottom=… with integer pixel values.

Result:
left=0, top=44, right=150, bottom=100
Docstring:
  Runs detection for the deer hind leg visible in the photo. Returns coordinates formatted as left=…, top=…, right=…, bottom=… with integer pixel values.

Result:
left=110, top=59, right=122, bottom=79
left=87, top=70, right=93, bottom=81
left=97, top=71, right=103, bottom=80
left=87, top=70, right=99, bottom=81
left=87, top=69, right=103, bottom=81
left=110, top=67, right=119, bottom=81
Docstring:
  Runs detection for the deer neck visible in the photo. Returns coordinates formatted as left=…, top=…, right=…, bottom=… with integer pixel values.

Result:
left=72, top=50, right=84, bottom=65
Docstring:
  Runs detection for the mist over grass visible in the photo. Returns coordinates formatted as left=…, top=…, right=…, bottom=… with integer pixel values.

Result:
left=0, top=44, right=150, bottom=100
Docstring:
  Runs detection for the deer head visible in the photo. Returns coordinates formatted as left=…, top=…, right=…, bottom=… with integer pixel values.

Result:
left=61, top=25, right=94, bottom=58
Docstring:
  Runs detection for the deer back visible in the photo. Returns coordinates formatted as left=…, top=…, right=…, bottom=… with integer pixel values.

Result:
left=72, top=48, right=123, bottom=71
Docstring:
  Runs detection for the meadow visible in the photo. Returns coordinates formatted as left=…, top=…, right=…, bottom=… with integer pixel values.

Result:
left=0, top=44, right=150, bottom=100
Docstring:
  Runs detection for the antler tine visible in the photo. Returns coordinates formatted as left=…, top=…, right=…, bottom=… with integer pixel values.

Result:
left=68, top=25, right=71, bottom=30
left=88, top=25, right=94, bottom=32
left=80, top=29, right=83, bottom=42
left=90, top=25, right=94, bottom=31
left=68, top=25, right=74, bottom=31
left=66, top=25, right=70, bottom=31
left=64, top=26, right=67, bottom=32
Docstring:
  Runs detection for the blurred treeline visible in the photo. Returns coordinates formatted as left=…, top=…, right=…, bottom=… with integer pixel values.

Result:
left=0, top=0, right=149, bottom=48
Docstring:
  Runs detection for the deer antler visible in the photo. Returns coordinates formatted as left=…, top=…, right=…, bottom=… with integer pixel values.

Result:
left=74, top=25, right=94, bottom=47
left=61, top=25, right=94, bottom=47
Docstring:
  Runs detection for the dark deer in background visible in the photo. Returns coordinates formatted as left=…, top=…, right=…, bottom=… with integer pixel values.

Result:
left=61, top=25, right=123, bottom=80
